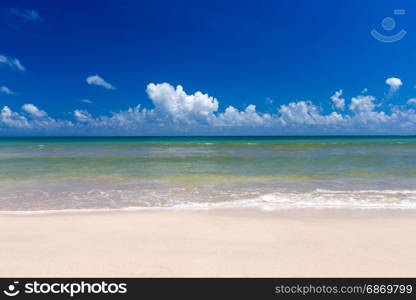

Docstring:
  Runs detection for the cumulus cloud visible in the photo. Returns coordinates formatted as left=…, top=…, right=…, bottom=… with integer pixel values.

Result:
left=146, top=83, right=218, bottom=124
left=0, top=105, right=73, bottom=134
left=279, top=101, right=344, bottom=126
left=0, top=86, right=15, bottom=95
left=216, top=104, right=272, bottom=127
left=8, top=8, right=44, bottom=23
left=349, top=95, right=388, bottom=124
left=349, top=95, right=377, bottom=113
left=330, top=89, right=345, bottom=110
left=0, top=106, right=29, bottom=129
left=386, top=77, right=402, bottom=94
left=86, top=75, right=116, bottom=90
left=73, top=109, right=93, bottom=122
left=2, top=81, right=416, bottom=135
left=22, top=104, right=47, bottom=118
left=0, top=54, right=26, bottom=71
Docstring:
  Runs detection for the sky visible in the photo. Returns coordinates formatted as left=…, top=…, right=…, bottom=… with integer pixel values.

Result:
left=1, top=0, right=416, bottom=135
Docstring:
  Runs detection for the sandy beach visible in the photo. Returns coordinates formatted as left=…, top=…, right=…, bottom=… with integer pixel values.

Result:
left=1, top=209, right=416, bottom=277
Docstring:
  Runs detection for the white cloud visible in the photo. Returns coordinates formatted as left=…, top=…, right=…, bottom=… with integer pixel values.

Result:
left=0, top=105, right=73, bottom=133
left=216, top=104, right=272, bottom=127
left=407, top=98, right=416, bottom=105
left=279, top=101, right=344, bottom=126
left=1, top=106, right=30, bottom=128
left=0, top=54, right=26, bottom=71
left=73, top=109, right=93, bottom=122
left=349, top=95, right=377, bottom=113
left=9, top=8, right=44, bottom=22
left=330, top=89, right=345, bottom=110
left=349, top=95, right=388, bottom=124
left=0, top=86, right=15, bottom=95
left=86, top=75, right=116, bottom=90
left=81, top=99, right=93, bottom=104
left=22, top=104, right=47, bottom=118
left=3, top=81, right=416, bottom=135
left=146, top=83, right=219, bottom=124
left=386, top=77, right=402, bottom=93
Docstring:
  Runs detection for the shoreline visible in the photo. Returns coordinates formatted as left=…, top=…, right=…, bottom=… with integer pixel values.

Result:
left=2, top=206, right=416, bottom=217
left=2, top=209, right=416, bottom=277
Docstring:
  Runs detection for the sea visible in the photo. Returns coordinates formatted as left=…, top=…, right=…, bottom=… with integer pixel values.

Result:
left=1, top=136, right=416, bottom=214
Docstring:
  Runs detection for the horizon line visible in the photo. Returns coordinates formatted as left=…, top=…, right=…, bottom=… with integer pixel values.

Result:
left=1, top=135, right=416, bottom=139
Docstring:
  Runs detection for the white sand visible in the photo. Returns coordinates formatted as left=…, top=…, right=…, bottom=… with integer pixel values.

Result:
left=1, top=210, right=416, bottom=277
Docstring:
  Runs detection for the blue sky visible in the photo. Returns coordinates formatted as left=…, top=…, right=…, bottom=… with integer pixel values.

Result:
left=1, top=0, right=416, bottom=135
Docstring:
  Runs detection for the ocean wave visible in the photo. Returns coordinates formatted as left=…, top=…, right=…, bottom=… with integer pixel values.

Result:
left=1, top=188, right=416, bottom=214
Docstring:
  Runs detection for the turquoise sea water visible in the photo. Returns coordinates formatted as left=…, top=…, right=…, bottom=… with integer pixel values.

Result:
left=1, top=136, right=416, bottom=212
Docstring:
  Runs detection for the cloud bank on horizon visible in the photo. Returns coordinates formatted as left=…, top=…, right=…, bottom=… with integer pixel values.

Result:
left=1, top=78, right=416, bottom=136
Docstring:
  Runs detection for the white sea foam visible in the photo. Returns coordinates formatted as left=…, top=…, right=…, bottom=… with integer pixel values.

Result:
left=169, top=190, right=416, bottom=210
left=1, top=188, right=416, bottom=215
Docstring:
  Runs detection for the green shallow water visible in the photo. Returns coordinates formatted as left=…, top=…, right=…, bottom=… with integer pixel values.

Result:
left=1, top=136, right=416, bottom=180
left=1, top=136, right=416, bottom=211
